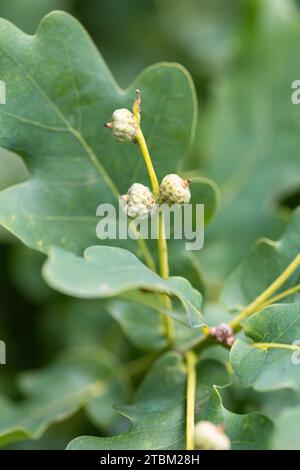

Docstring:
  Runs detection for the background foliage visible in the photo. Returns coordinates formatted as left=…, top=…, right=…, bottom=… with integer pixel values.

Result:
left=0, top=0, right=299, bottom=450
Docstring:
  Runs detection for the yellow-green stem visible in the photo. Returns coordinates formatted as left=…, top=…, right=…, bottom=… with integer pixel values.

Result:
left=251, top=342, right=300, bottom=352
left=257, top=283, right=300, bottom=311
left=229, top=253, right=300, bottom=331
left=157, top=210, right=175, bottom=346
left=185, top=351, right=197, bottom=450
left=134, top=101, right=175, bottom=346
left=135, top=128, right=159, bottom=197
left=183, top=253, right=300, bottom=352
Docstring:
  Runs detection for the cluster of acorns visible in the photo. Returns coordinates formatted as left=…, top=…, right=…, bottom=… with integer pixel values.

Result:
left=106, top=108, right=191, bottom=219
left=106, top=108, right=231, bottom=452
left=120, top=174, right=191, bottom=219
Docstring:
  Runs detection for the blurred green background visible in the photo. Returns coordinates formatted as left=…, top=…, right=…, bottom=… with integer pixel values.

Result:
left=0, top=0, right=300, bottom=449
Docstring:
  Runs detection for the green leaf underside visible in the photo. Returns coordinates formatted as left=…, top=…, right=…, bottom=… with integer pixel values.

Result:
left=42, top=245, right=203, bottom=327
left=0, top=348, right=130, bottom=446
left=231, top=304, right=300, bottom=391
left=201, top=388, right=274, bottom=450
left=222, top=207, right=300, bottom=311
left=0, top=11, right=202, bottom=255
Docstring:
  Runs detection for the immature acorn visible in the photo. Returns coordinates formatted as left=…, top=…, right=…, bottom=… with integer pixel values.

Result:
left=105, top=108, right=137, bottom=143
left=194, top=421, right=230, bottom=451
left=159, top=174, right=191, bottom=205
left=120, top=183, right=156, bottom=219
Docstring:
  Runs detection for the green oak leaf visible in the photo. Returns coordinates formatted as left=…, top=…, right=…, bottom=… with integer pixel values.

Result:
left=107, top=300, right=167, bottom=352
left=0, top=347, right=130, bottom=446
left=67, top=353, right=266, bottom=451
left=219, top=372, right=300, bottom=422
left=200, top=387, right=274, bottom=450
left=42, top=245, right=203, bottom=327
left=0, top=11, right=199, bottom=255
left=195, top=358, right=231, bottom=415
left=195, top=4, right=300, bottom=284
left=67, top=352, right=230, bottom=450
left=107, top=300, right=216, bottom=353
left=230, top=304, right=300, bottom=391
left=67, top=352, right=187, bottom=450
left=222, top=206, right=300, bottom=311
left=107, top=293, right=222, bottom=351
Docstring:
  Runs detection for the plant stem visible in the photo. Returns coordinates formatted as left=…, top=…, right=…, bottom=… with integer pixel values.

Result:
left=183, top=254, right=300, bottom=353
left=133, top=91, right=175, bottom=346
left=229, top=253, right=300, bottom=331
left=251, top=342, right=300, bottom=352
left=257, top=283, right=300, bottom=310
left=157, top=211, right=169, bottom=278
left=185, top=351, right=197, bottom=450
left=135, top=128, right=159, bottom=197
left=157, top=210, right=175, bottom=346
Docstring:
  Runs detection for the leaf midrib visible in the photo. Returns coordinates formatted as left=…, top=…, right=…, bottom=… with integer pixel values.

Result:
left=0, top=42, right=120, bottom=200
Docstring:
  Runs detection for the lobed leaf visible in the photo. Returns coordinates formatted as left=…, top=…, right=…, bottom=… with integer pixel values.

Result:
left=67, top=352, right=187, bottom=450
left=67, top=353, right=231, bottom=450
left=67, top=351, right=272, bottom=450
left=0, top=11, right=199, bottom=255
left=230, top=304, right=300, bottom=391
left=200, top=387, right=274, bottom=450
left=43, top=245, right=203, bottom=327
